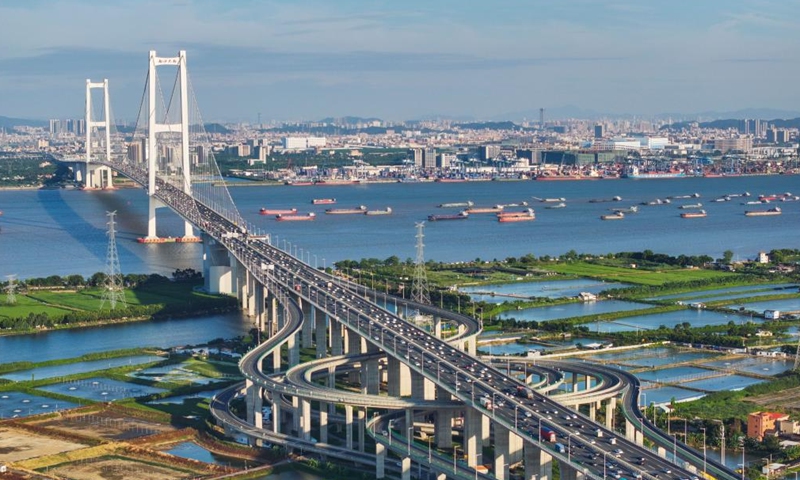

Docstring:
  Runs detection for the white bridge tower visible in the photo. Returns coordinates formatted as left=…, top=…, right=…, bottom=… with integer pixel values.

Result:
left=83, top=79, right=113, bottom=189
left=146, top=50, right=194, bottom=240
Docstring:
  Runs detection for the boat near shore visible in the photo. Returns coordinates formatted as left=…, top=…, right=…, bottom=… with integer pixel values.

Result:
left=260, top=207, right=297, bottom=215
left=276, top=213, right=316, bottom=221
left=745, top=207, right=782, bottom=217
left=428, top=211, right=469, bottom=221
left=325, top=205, right=367, bottom=214
left=312, top=198, right=336, bottom=205
left=600, top=212, right=625, bottom=220
left=365, top=207, right=392, bottom=216
left=681, top=210, right=707, bottom=219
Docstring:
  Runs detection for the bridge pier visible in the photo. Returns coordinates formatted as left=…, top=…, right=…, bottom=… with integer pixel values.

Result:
left=435, top=386, right=453, bottom=449
left=509, top=430, right=524, bottom=464
left=315, top=311, right=327, bottom=358
left=494, top=423, right=510, bottom=480
left=387, top=357, right=411, bottom=397
left=345, top=405, right=354, bottom=450
left=319, top=402, right=328, bottom=444
left=433, top=316, right=442, bottom=338
left=464, top=407, right=481, bottom=467
left=606, top=397, right=616, bottom=429
left=299, top=398, right=311, bottom=440
left=301, top=303, right=314, bottom=349
left=357, top=407, right=366, bottom=452
left=330, top=317, right=343, bottom=356
left=401, top=456, right=411, bottom=480
left=524, top=442, right=552, bottom=480
left=270, top=391, right=281, bottom=434
left=202, top=234, right=232, bottom=294
left=411, top=371, right=435, bottom=400
left=375, top=442, right=386, bottom=479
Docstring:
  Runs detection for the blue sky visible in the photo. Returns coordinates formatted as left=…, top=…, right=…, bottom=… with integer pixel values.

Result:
left=1, top=0, right=798, bottom=121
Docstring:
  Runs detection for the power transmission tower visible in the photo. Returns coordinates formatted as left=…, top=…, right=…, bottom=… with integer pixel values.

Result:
left=100, top=211, right=126, bottom=309
left=4, top=274, right=18, bottom=305
left=411, top=222, right=430, bottom=306
left=409, top=223, right=432, bottom=328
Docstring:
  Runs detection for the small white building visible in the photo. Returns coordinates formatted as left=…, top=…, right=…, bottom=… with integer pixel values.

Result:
left=764, top=310, right=781, bottom=320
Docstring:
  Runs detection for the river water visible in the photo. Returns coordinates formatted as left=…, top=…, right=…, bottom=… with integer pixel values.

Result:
left=1, top=175, right=798, bottom=279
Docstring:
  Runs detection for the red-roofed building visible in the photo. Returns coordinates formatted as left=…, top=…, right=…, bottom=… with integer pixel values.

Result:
left=748, top=412, right=790, bottom=440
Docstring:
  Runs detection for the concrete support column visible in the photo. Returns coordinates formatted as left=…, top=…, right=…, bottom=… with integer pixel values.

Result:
left=358, top=407, right=366, bottom=452
left=524, top=442, right=552, bottom=480
left=606, top=397, right=616, bottom=429
left=572, top=373, right=579, bottom=393
left=387, top=357, right=411, bottom=397
left=255, top=286, right=266, bottom=333
left=376, top=442, right=386, bottom=479
left=245, top=379, right=255, bottom=425
left=345, top=405, right=354, bottom=450
left=319, top=402, right=328, bottom=444
left=589, top=402, right=597, bottom=421
left=433, top=316, right=442, bottom=338
left=509, top=431, right=524, bottom=464
left=465, top=408, right=481, bottom=467
left=302, top=304, right=314, bottom=349
left=561, top=464, right=578, bottom=480
left=468, top=336, right=476, bottom=355
left=315, top=310, right=327, bottom=358
left=365, top=358, right=380, bottom=395
left=288, top=332, right=299, bottom=367
left=254, top=388, right=263, bottom=430
left=271, top=391, right=281, bottom=434
left=585, top=374, right=592, bottom=391
left=401, top=457, right=411, bottom=480
left=347, top=327, right=361, bottom=383
left=494, top=423, right=510, bottom=480
left=411, top=371, right=435, bottom=400
left=482, top=414, right=490, bottom=445
left=291, top=396, right=300, bottom=436
left=271, top=342, right=281, bottom=372
left=300, top=398, right=311, bottom=440
left=625, top=419, right=636, bottom=442
left=435, top=408, right=453, bottom=449
left=657, top=446, right=667, bottom=458
left=330, top=317, right=343, bottom=356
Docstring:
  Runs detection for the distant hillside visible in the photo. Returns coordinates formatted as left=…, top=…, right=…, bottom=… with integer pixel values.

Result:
left=0, top=115, right=47, bottom=128
left=318, top=116, right=382, bottom=125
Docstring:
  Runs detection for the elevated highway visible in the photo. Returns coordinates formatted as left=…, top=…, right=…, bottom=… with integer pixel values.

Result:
left=70, top=155, right=737, bottom=480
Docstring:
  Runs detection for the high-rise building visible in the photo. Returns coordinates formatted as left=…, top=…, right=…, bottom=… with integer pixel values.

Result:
left=408, top=148, right=423, bottom=167
left=423, top=147, right=437, bottom=169
left=479, top=145, right=501, bottom=161
left=776, top=130, right=789, bottom=144
left=594, top=125, right=604, bottom=139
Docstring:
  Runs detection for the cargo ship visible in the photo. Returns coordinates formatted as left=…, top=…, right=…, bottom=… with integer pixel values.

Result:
left=260, top=207, right=297, bottom=215
left=312, top=198, right=336, bottom=205
left=623, top=166, right=686, bottom=179
left=438, top=201, right=473, bottom=208
left=325, top=205, right=367, bottom=214
left=678, top=203, right=703, bottom=210
left=589, top=196, right=622, bottom=203
left=745, top=207, right=782, bottom=217
left=612, top=205, right=638, bottom=214
left=465, top=205, right=504, bottom=214
left=532, top=197, right=566, bottom=203
left=428, top=211, right=469, bottom=221
left=285, top=180, right=315, bottom=186
left=276, top=212, right=316, bottom=221
left=365, top=207, right=392, bottom=216
left=681, top=210, right=707, bottom=219
left=600, top=212, right=625, bottom=220
left=498, top=209, right=535, bottom=222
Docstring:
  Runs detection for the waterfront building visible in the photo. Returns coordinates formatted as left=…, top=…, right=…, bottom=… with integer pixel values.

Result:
left=747, top=411, right=789, bottom=440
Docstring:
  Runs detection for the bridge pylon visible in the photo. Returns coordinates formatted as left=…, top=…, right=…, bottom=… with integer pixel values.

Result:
left=145, top=50, right=194, bottom=240
left=83, top=79, right=113, bottom=189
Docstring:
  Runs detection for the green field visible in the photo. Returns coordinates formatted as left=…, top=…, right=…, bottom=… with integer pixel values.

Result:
left=540, top=262, right=732, bottom=286
left=0, top=282, right=233, bottom=325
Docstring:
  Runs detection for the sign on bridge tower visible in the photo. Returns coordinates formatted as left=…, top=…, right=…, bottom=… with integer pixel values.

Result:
left=83, top=79, right=113, bottom=189
left=145, top=50, right=194, bottom=240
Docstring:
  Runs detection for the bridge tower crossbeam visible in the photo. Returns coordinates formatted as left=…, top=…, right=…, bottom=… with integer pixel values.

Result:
left=146, top=50, right=193, bottom=240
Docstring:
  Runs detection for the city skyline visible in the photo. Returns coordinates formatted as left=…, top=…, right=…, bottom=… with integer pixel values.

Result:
left=1, top=0, right=799, bottom=122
